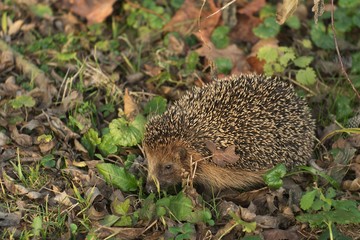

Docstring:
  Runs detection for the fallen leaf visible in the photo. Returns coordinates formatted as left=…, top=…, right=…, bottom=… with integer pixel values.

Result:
left=342, top=178, right=360, bottom=191
left=247, top=38, right=279, bottom=73
left=0, top=211, right=21, bottom=227
left=67, top=0, right=116, bottom=24
left=230, top=14, right=261, bottom=44
left=124, top=89, right=139, bottom=121
left=9, top=125, right=33, bottom=147
left=165, top=0, right=219, bottom=41
left=8, top=19, right=24, bottom=36
left=276, top=0, right=299, bottom=25
left=262, top=228, right=300, bottom=240
left=0, top=132, right=10, bottom=146
left=312, top=0, right=325, bottom=24
left=205, top=141, right=239, bottom=167
left=238, top=0, right=266, bottom=16
left=196, top=42, right=250, bottom=74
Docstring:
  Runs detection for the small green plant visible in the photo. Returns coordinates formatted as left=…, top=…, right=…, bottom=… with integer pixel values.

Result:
left=297, top=186, right=360, bottom=240
left=257, top=46, right=316, bottom=85
left=168, top=223, right=196, bottom=240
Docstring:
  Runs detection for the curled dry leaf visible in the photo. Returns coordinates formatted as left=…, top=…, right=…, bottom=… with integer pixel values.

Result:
left=0, top=76, right=20, bottom=97
left=39, top=139, right=56, bottom=153
left=124, top=88, right=139, bottom=121
left=21, top=119, right=43, bottom=132
left=217, top=200, right=240, bottom=219
left=240, top=206, right=256, bottom=221
left=47, top=116, right=80, bottom=142
left=205, top=141, right=239, bottom=167
left=276, top=0, right=299, bottom=25
left=8, top=19, right=24, bottom=36
left=53, top=191, right=74, bottom=206
left=87, top=205, right=108, bottom=220
left=9, top=125, right=33, bottom=147
left=342, top=178, right=360, bottom=191
left=312, top=0, right=325, bottom=24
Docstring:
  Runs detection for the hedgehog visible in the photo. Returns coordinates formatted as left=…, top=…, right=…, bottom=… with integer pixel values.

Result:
left=143, top=74, right=315, bottom=192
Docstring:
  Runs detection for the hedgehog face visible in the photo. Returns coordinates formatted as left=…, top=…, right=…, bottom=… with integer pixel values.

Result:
left=144, top=145, right=188, bottom=193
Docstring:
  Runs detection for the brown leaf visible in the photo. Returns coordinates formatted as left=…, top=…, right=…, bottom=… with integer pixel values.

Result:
left=247, top=38, right=279, bottom=73
left=67, top=0, right=116, bottom=24
left=276, top=0, right=299, bottom=25
left=8, top=19, right=24, bottom=36
left=124, top=89, right=139, bottom=120
left=9, top=125, right=33, bottom=147
left=0, top=132, right=10, bottom=146
left=238, top=0, right=266, bottom=16
left=312, top=0, right=325, bottom=24
left=262, top=228, right=300, bottom=240
left=230, top=14, right=261, bottom=44
left=39, top=139, right=56, bottom=154
left=205, top=141, right=239, bottom=167
left=342, top=178, right=360, bottom=192
left=0, top=211, right=21, bottom=227
left=196, top=42, right=250, bottom=74
left=164, top=0, right=219, bottom=40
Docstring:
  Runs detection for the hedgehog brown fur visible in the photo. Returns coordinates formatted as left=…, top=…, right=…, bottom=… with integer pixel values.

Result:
left=143, top=74, right=315, bottom=192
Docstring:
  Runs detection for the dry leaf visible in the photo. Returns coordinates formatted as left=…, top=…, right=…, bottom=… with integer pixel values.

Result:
left=205, top=141, right=239, bottom=167
left=196, top=42, right=250, bottom=74
left=164, top=0, right=219, bottom=40
left=262, top=228, right=300, bottom=240
left=124, top=88, right=139, bottom=120
left=0, top=211, right=21, bottom=227
left=230, top=14, right=261, bottom=44
left=238, top=0, right=266, bottom=16
left=312, top=0, right=325, bottom=24
left=8, top=19, right=24, bottom=36
left=342, top=178, right=360, bottom=191
left=67, top=0, right=116, bottom=24
left=247, top=38, right=279, bottom=73
left=276, top=0, right=299, bottom=25
left=9, top=125, right=33, bottom=147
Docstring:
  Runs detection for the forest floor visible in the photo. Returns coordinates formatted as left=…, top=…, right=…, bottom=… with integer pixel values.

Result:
left=0, top=0, right=360, bottom=239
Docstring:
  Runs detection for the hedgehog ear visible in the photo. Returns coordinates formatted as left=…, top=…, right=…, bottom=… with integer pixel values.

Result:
left=177, top=147, right=188, bottom=161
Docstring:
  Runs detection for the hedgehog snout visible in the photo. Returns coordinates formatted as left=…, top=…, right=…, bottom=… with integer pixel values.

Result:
left=145, top=180, right=156, bottom=193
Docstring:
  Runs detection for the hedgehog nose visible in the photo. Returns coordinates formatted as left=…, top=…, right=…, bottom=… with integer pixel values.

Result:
left=145, top=181, right=156, bottom=193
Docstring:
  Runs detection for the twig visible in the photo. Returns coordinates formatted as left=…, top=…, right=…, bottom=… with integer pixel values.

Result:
left=330, top=0, right=360, bottom=100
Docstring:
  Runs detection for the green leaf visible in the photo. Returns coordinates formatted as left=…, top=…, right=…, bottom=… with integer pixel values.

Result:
left=10, top=95, right=36, bottom=109
left=139, top=193, right=156, bottom=221
left=56, top=52, right=77, bottom=62
left=285, top=15, right=300, bottom=29
left=214, top=57, right=232, bottom=74
left=168, top=192, right=193, bottom=221
left=351, top=52, right=360, bottom=74
left=113, top=198, right=131, bottom=215
left=335, top=95, right=353, bottom=120
left=310, top=22, right=335, bottom=50
left=185, top=51, right=199, bottom=73
left=253, top=17, right=280, bottom=39
left=100, top=215, right=121, bottom=227
left=98, top=133, right=118, bottom=156
left=144, top=96, right=168, bottom=116
left=109, top=114, right=146, bottom=147
left=339, top=0, right=360, bottom=8
left=114, top=215, right=132, bottom=227
left=96, top=163, right=138, bottom=192
left=257, top=46, right=278, bottom=63
left=293, top=56, right=314, bottom=68
left=170, top=0, right=184, bottom=9
left=211, top=26, right=230, bottom=49
left=81, top=128, right=101, bottom=158
left=41, top=154, right=56, bottom=168
left=2, top=12, right=7, bottom=34
left=296, top=67, right=316, bottom=85
left=31, top=216, right=42, bottom=236
left=300, top=189, right=318, bottom=210
left=278, top=47, right=295, bottom=66
left=263, top=164, right=287, bottom=189
left=29, top=4, right=53, bottom=18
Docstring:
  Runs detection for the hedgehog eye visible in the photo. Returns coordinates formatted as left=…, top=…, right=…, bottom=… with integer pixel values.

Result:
left=164, top=164, right=173, bottom=171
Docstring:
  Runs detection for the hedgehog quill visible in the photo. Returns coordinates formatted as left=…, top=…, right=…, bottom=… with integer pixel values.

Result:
left=143, top=74, right=315, bottom=192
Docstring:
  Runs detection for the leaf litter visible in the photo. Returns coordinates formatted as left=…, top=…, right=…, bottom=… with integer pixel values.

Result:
left=0, top=0, right=360, bottom=239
